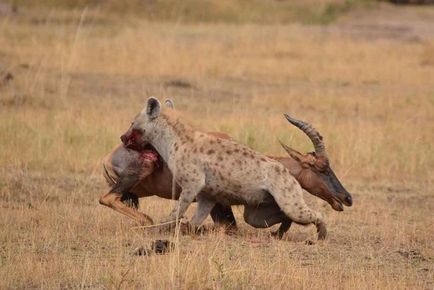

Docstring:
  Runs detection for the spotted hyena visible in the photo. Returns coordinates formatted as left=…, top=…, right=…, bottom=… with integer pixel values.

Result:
left=122, top=97, right=327, bottom=240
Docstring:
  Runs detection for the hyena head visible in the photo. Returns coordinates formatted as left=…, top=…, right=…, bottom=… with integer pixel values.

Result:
left=121, top=97, right=174, bottom=150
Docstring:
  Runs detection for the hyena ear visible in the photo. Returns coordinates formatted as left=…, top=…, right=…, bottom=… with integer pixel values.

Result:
left=164, top=99, right=175, bottom=109
left=145, top=97, right=161, bottom=119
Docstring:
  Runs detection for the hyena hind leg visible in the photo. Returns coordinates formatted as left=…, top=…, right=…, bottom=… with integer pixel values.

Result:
left=268, top=183, right=327, bottom=240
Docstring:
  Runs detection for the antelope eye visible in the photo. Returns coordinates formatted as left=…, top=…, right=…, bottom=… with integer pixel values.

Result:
left=319, top=166, right=329, bottom=173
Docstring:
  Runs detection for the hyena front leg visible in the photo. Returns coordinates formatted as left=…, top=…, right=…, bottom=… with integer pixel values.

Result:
left=160, top=173, right=205, bottom=224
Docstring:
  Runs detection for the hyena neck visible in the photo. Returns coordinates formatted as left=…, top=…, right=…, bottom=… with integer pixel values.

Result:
left=150, top=113, right=195, bottom=164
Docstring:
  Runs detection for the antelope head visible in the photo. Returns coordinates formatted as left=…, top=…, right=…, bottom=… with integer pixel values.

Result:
left=281, top=114, right=353, bottom=211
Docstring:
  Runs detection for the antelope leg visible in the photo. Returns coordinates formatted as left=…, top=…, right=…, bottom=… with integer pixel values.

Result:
left=271, top=217, right=293, bottom=239
left=99, top=191, right=153, bottom=225
left=210, top=203, right=237, bottom=228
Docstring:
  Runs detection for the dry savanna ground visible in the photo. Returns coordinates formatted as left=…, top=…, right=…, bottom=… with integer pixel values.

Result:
left=0, top=2, right=433, bottom=289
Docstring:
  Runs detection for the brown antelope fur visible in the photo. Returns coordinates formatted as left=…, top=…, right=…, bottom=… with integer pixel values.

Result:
left=119, top=97, right=329, bottom=240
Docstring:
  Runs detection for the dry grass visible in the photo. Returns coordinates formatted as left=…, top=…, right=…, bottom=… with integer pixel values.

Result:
left=4, top=0, right=367, bottom=24
left=0, top=4, right=433, bottom=289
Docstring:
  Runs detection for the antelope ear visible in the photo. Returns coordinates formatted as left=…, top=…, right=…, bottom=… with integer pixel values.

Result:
left=145, top=97, right=161, bottom=119
left=279, top=140, right=304, bottom=162
left=165, top=98, right=175, bottom=109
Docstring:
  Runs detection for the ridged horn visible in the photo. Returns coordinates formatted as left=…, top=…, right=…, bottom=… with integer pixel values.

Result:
left=284, top=113, right=327, bottom=157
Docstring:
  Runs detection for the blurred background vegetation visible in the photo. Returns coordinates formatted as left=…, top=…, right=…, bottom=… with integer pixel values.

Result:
left=0, top=0, right=399, bottom=24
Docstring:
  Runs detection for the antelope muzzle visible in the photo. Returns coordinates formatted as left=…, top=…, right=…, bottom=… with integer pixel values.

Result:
left=120, top=129, right=145, bottom=151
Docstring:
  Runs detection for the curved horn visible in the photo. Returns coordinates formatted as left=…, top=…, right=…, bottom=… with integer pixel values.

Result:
left=284, top=113, right=327, bottom=156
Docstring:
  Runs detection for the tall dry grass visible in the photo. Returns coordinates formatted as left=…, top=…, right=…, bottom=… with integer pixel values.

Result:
left=1, top=9, right=432, bottom=183
left=5, top=0, right=367, bottom=24
left=0, top=5, right=433, bottom=289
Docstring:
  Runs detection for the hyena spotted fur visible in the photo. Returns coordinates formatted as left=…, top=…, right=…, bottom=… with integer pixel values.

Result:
left=122, top=97, right=327, bottom=240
